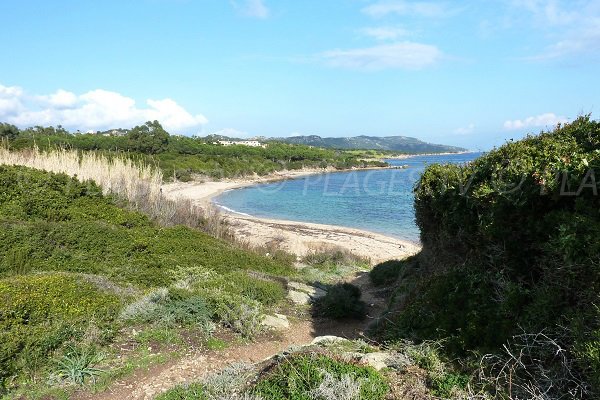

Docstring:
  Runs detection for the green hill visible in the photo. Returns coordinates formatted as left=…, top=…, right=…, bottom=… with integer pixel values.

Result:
left=371, top=116, right=600, bottom=398
left=0, top=164, right=295, bottom=394
left=274, top=134, right=467, bottom=153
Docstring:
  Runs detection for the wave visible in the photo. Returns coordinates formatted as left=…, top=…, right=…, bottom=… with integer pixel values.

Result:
left=213, top=203, right=253, bottom=217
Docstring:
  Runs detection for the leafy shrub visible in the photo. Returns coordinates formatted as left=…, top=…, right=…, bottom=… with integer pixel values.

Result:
left=313, top=283, right=366, bottom=320
left=156, top=383, right=207, bottom=400
left=51, top=346, right=104, bottom=386
left=206, top=292, right=265, bottom=339
left=253, top=353, right=389, bottom=400
left=157, top=363, right=259, bottom=400
left=383, top=117, right=600, bottom=395
left=0, top=273, right=120, bottom=389
left=120, top=288, right=212, bottom=328
left=228, top=272, right=286, bottom=306
left=369, top=259, right=407, bottom=286
left=303, top=246, right=367, bottom=268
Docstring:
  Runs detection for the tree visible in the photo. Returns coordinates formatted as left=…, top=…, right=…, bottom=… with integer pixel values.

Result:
left=0, top=123, right=20, bottom=140
left=127, top=120, right=170, bottom=154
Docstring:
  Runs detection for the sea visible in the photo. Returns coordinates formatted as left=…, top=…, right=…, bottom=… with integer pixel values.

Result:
left=215, top=152, right=482, bottom=243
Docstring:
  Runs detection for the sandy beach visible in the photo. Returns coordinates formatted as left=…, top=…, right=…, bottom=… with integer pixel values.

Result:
left=162, top=168, right=421, bottom=264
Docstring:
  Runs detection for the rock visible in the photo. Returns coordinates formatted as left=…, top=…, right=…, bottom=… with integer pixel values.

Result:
left=262, top=313, right=290, bottom=330
left=288, top=281, right=327, bottom=300
left=287, top=290, right=311, bottom=305
left=360, top=352, right=391, bottom=371
left=311, top=335, right=350, bottom=346
left=360, top=352, right=412, bottom=371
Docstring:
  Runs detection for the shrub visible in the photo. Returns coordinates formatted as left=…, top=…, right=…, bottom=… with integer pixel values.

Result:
left=0, top=273, right=120, bottom=389
left=253, top=353, right=389, bottom=400
left=303, top=245, right=368, bottom=268
left=369, top=259, right=407, bottom=287
left=313, top=283, right=366, bottom=320
left=120, top=288, right=212, bottom=328
left=228, top=272, right=286, bottom=306
left=384, top=116, right=600, bottom=395
left=51, top=346, right=104, bottom=386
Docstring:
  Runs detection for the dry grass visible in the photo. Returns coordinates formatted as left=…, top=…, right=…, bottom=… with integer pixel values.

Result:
left=0, top=145, right=230, bottom=237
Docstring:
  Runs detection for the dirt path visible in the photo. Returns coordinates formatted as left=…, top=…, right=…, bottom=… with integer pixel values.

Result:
left=74, top=272, right=387, bottom=400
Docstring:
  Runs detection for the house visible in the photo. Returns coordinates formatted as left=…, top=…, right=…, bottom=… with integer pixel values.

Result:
left=217, top=140, right=266, bottom=148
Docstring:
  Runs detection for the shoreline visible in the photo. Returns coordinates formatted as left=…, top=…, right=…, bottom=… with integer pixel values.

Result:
left=162, top=166, right=421, bottom=264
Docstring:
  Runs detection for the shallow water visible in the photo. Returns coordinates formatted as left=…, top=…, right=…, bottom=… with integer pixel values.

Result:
left=215, top=152, right=481, bottom=242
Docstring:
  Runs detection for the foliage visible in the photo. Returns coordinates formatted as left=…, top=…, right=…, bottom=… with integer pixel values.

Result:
left=4, top=121, right=388, bottom=179
left=369, top=259, right=407, bottom=287
left=212, top=293, right=265, bottom=339
left=120, top=287, right=212, bottom=328
left=253, top=353, right=389, bottom=400
left=127, top=120, right=170, bottom=154
left=0, top=273, right=120, bottom=389
left=0, top=123, right=19, bottom=140
left=51, top=346, right=104, bottom=386
left=0, top=165, right=294, bottom=286
left=381, top=116, right=600, bottom=396
left=313, top=283, right=366, bottom=320
left=0, top=165, right=295, bottom=391
left=156, top=383, right=207, bottom=400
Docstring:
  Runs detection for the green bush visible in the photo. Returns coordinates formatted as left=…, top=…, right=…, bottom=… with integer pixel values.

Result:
left=155, top=383, right=207, bottom=400
left=314, top=283, right=366, bottom=320
left=369, top=259, right=407, bottom=286
left=383, top=116, right=600, bottom=395
left=120, top=288, right=212, bottom=328
left=253, top=353, right=389, bottom=399
left=0, top=273, right=120, bottom=389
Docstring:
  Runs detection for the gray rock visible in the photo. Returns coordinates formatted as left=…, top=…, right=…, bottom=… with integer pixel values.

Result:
left=311, top=336, right=350, bottom=346
left=287, top=290, right=311, bottom=305
left=288, top=281, right=327, bottom=300
left=261, top=313, right=290, bottom=330
left=360, top=352, right=391, bottom=371
left=360, top=352, right=412, bottom=371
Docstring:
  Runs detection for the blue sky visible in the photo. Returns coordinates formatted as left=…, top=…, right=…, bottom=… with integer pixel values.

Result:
left=1, top=0, right=599, bottom=150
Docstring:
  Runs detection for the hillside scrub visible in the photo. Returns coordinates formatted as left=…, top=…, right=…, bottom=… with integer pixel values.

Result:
left=376, top=116, right=600, bottom=397
left=2, top=121, right=388, bottom=179
left=0, top=165, right=295, bottom=393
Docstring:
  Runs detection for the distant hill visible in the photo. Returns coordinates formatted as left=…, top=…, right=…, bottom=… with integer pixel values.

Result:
left=273, top=135, right=467, bottom=153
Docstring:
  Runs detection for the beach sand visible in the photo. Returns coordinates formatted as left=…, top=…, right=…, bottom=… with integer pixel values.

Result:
left=162, top=168, right=421, bottom=264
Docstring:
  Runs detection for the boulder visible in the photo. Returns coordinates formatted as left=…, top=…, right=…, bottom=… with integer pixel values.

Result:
left=288, top=281, right=327, bottom=300
left=287, top=290, right=311, bottom=305
left=311, top=335, right=350, bottom=346
left=360, top=352, right=412, bottom=371
left=261, top=313, right=290, bottom=330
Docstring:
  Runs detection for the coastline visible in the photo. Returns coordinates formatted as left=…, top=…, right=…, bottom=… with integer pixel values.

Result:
left=162, top=167, right=421, bottom=264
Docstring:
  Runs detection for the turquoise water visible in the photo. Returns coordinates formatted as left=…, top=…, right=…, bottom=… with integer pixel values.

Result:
left=215, top=153, right=481, bottom=242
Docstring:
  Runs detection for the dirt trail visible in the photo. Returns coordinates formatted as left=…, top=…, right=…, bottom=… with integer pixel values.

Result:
left=74, top=272, right=387, bottom=400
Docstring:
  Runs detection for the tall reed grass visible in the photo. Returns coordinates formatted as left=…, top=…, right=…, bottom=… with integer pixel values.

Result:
left=0, top=145, right=226, bottom=234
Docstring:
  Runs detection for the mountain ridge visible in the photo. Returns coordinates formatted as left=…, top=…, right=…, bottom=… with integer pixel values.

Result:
left=271, top=134, right=468, bottom=153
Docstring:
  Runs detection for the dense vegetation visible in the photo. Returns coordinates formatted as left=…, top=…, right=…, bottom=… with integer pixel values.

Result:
left=274, top=134, right=467, bottom=153
left=374, top=116, right=600, bottom=398
left=0, top=165, right=296, bottom=393
left=1, top=121, right=387, bottom=180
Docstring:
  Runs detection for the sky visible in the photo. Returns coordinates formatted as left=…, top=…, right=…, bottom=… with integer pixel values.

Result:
left=1, top=0, right=599, bottom=150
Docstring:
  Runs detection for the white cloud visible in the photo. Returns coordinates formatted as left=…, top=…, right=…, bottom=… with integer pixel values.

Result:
left=360, top=26, right=410, bottom=40
left=362, top=1, right=450, bottom=18
left=453, top=123, right=475, bottom=135
left=510, top=0, right=600, bottom=60
left=231, top=0, right=269, bottom=19
left=0, top=83, right=208, bottom=133
left=321, top=41, right=442, bottom=71
left=36, top=89, right=78, bottom=109
left=503, top=113, right=568, bottom=130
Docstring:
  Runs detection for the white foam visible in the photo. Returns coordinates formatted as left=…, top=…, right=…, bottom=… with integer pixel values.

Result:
left=214, top=203, right=253, bottom=217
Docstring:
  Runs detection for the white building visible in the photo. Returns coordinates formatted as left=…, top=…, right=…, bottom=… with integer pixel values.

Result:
left=217, top=140, right=266, bottom=148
